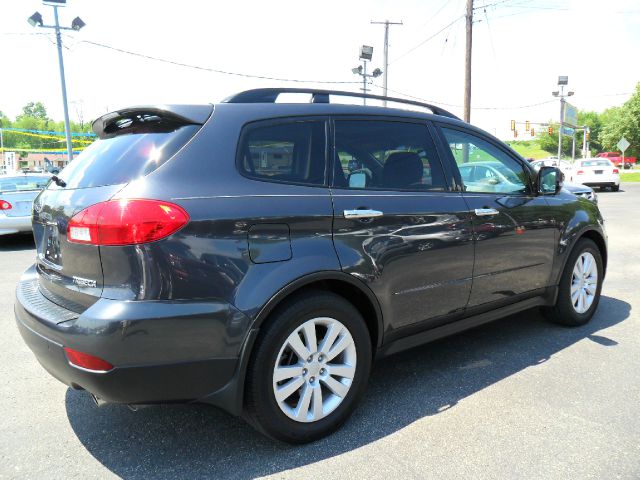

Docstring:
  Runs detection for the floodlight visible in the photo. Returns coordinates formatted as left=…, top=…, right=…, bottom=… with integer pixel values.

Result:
left=359, top=45, right=373, bottom=61
left=372, top=68, right=382, bottom=78
left=71, top=16, right=86, bottom=31
left=352, top=66, right=363, bottom=74
left=557, top=76, right=568, bottom=86
left=567, top=91, right=574, bottom=96
left=28, top=12, right=43, bottom=27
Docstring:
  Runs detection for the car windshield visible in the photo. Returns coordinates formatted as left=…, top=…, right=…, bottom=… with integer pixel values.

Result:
left=582, top=160, right=611, bottom=167
left=0, top=176, right=50, bottom=193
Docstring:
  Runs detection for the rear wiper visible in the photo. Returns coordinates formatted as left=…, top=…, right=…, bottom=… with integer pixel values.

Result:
left=50, top=175, right=67, bottom=188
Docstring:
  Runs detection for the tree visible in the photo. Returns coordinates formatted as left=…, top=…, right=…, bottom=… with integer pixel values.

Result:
left=17, top=102, right=49, bottom=121
left=600, top=83, right=640, bottom=158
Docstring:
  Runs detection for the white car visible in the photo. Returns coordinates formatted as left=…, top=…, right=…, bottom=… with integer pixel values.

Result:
left=0, top=173, right=51, bottom=235
left=530, top=159, right=576, bottom=182
left=574, top=159, right=620, bottom=191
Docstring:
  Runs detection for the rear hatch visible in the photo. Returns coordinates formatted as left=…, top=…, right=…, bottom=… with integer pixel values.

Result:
left=32, top=106, right=211, bottom=314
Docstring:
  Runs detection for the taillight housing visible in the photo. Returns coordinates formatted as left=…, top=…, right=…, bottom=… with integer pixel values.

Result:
left=576, top=170, right=585, bottom=175
left=67, top=199, right=189, bottom=246
left=64, top=347, right=114, bottom=372
left=613, top=168, right=619, bottom=174
left=0, top=200, right=12, bottom=210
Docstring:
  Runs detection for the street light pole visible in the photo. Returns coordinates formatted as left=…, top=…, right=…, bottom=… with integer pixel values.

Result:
left=371, top=20, right=402, bottom=107
left=558, top=90, right=564, bottom=160
left=52, top=6, right=74, bottom=164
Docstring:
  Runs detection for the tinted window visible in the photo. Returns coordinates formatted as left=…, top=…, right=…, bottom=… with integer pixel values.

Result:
left=442, top=128, right=528, bottom=194
left=239, top=120, right=326, bottom=186
left=0, top=176, right=50, bottom=193
left=581, top=160, right=611, bottom=167
left=334, top=120, right=446, bottom=191
left=58, top=125, right=200, bottom=189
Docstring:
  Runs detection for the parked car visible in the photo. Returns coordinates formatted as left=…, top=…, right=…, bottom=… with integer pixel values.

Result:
left=575, top=159, right=620, bottom=191
left=530, top=158, right=576, bottom=182
left=0, top=173, right=51, bottom=236
left=596, top=151, right=636, bottom=169
left=529, top=160, right=598, bottom=203
left=15, top=88, right=607, bottom=444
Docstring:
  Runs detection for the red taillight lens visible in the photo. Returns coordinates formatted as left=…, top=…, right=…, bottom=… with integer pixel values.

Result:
left=613, top=168, right=619, bottom=174
left=576, top=170, right=585, bottom=175
left=67, top=199, right=189, bottom=246
left=64, top=347, right=114, bottom=372
left=0, top=200, right=12, bottom=210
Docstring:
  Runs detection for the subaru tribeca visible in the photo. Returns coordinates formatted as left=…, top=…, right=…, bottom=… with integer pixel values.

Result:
left=15, top=88, right=607, bottom=443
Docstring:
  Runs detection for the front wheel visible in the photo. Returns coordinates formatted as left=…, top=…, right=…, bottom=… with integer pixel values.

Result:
left=245, top=291, right=372, bottom=443
left=543, top=238, right=603, bottom=326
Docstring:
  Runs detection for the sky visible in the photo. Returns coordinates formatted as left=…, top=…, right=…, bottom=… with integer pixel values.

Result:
left=1, top=0, right=639, bottom=141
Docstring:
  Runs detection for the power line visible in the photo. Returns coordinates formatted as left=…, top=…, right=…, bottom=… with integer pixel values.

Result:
left=389, top=15, right=465, bottom=65
left=75, top=39, right=362, bottom=85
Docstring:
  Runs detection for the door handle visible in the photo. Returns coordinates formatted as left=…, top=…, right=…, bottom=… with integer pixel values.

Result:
left=344, top=209, right=384, bottom=219
left=474, top=208, right=499, bottom=216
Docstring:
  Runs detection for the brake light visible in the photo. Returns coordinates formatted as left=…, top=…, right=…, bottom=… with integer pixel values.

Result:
left=576, top=170, right=585, bottom=175
left=613, top=168, right=619, bottom=174
left=64, top=347, right=114, bottom=372
left=0, top=200, right=12, bottom=210
left=67, top=199, right=189, bottom=246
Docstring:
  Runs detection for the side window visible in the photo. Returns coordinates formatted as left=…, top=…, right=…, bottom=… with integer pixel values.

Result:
left=333, top=120, right=446, bottom=191
left=441, top=127, right=529, bottom=194
left=238, top=120, right=326, bottom=186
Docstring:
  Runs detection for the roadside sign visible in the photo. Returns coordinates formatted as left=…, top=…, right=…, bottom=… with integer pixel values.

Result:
left=563, top=103, right=578, bottom=127
left=617, top=137, right=630, bottom=153
left=562, top=126, right=575, bottom=136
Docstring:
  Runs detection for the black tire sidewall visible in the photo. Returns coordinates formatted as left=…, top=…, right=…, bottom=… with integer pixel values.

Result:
left=245, top=291, right=372, bottom=443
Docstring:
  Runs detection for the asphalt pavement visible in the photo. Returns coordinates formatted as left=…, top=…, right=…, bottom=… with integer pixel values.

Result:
left=1, top=185, right=639, bottom=479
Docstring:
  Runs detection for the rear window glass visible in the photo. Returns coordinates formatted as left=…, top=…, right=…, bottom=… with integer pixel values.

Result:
left=0, top=176, right=50, bottom=193
left=58, top=124, right=199, bottom=189
left=581, top=160, right=611, bottom=167
left=238, top=120, right=326, bottom=186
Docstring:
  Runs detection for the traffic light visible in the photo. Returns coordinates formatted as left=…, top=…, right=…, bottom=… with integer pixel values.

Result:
left=514, top=130, right=518, bottom=138
left=525, top=121, right=530, bottom=132
left=548, top=127, right=553, bottom=135
left=510, top=120, right=515, bottom=131
left=586, top=131, right=590, bottom=141
left=530, top=128, right=535, bottom=137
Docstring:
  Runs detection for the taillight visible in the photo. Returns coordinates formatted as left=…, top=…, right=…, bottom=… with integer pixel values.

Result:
left=0, top=200, right=12, bottom=210
left=576, top=170, right=585, bottom=175
left=613, top=168, right=619, bottom=174
left=67, top=199, right=189, bottom=246
left=64, top=347, right=114, bottom=372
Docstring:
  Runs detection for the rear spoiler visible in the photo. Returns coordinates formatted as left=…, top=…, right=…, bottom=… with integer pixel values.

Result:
left=92, top=105, right=214, bottom=139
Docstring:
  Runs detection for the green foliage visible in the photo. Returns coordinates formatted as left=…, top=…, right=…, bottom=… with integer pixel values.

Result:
left=600, top=83, right=640, bottom=158
left=504, top=140, right=550, bottom=159
left=18, top=102, right=49, bottom=121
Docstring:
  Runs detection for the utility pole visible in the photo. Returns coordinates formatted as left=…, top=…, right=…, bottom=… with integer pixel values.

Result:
left=463, top=0, right=473, bottom=123
left=28, top=4, right=86, bottom=164
left=371, top=20, right=402, bottom=106
left=552, top=76, right=574, bottom=161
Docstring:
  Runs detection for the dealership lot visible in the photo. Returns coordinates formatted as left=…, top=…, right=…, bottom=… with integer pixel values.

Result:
left=1, top=185, right=639, bottom=479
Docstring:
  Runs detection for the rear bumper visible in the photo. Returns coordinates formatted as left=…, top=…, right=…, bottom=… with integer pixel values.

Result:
left=0, top=215, right=32, bottom=235
left=14, top=266, right=252, bottom=408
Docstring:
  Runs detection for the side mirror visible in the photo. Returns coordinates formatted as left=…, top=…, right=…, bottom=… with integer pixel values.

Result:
left=538, top=166, right=563, bottom=195
left=348, top=172, right=367, bottom=188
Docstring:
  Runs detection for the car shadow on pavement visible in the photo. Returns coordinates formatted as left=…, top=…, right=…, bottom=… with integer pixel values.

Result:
left=65, top=295, right=630, bottom=480
left=0, top=233, right=34, bottom=251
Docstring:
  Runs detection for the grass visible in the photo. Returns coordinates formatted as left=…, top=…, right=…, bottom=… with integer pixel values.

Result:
left=621, top=171, right=640, bottom=182
left=505, top=141, right=551, bottom=160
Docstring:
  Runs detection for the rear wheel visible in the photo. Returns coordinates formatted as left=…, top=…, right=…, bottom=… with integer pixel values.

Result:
left=612, top=185, right=620, bottom=192
left=245, top=291, right=372, bottom=443
left=543, top=238, right=603, bottom=326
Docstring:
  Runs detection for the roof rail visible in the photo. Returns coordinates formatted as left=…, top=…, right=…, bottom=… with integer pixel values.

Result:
left=222, top=88, right=460, bottom=120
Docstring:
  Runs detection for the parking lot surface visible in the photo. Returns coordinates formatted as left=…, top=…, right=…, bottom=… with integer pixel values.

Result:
left=1, top=185, right=639, bottom=479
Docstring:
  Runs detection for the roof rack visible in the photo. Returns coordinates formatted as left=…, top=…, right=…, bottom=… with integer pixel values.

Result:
left=222, top=88, right=460, bottom=120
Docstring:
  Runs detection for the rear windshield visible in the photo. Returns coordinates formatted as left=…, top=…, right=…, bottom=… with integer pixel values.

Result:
left=581, top=160, right=611, bottom=167
left=58, top=124, right=200, bottom=189
left=0, top=176, right=50, bottom=193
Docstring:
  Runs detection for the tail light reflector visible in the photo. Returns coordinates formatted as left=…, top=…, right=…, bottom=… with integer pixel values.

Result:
left=0, top=200, right=12, bottom=210
left=67, top=199, right=189, bottom=246
left=64, top=347, right=114, bottom=372
left=613, top=168, right=619, bottom=174
left=576, top=170, right=585, bottom=175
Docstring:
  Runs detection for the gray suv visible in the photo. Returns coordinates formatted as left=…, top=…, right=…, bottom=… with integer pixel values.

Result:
left=15, top=88, right=607, bottom=443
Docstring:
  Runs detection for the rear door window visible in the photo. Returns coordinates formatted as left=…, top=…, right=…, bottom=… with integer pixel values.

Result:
left=59, top=123, right=200, bottom=189
left=238, top=119, right=327, bottom=186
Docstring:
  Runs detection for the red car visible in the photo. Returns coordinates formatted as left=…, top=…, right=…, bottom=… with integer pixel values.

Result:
left=596, top=152, right=636, bottom=169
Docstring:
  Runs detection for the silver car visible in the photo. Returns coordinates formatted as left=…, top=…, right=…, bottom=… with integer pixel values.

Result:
left=0, top=173, right=51, bottom=235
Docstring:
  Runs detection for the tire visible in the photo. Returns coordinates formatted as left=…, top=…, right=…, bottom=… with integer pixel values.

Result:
left=245, top=290, right=372, bottom=443
left=612, top=185, right=620, bottom=192
left=543, top=238, right=603, bottom=327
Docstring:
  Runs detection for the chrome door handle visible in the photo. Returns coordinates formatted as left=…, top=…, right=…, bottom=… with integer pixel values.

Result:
left=474, top=208, right=499, bottom=216
left=344, top=209, right=384, bottom=219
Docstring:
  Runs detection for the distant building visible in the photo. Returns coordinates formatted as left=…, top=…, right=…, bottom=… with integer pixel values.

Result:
left=1, top=151, right=70, bottom=173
